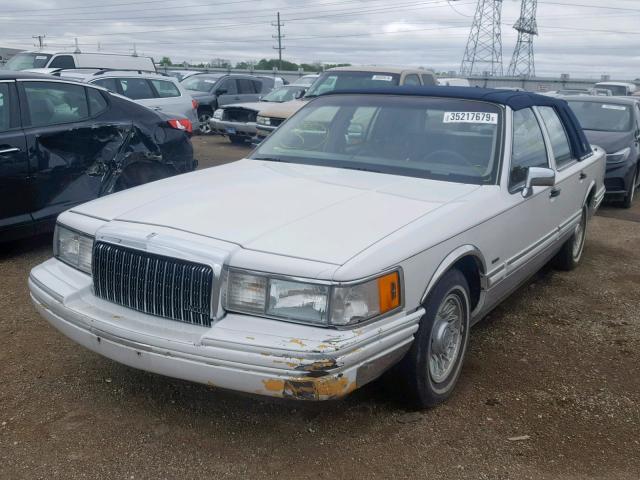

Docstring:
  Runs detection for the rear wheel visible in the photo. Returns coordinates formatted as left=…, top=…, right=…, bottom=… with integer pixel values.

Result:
left=113, top=163, right=174, bottom=192
left=553, top=205, right=587, bottom=271
left=399, top=269, right=470, bottom=408
left=621, top=166, right=637, bottom=209
left=229, top=135, right=246, bottom=145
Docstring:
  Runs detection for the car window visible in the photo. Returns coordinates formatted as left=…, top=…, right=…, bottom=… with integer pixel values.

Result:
left=181, top=74, right=222, bottom=92
left=567, top=100, right=632, bottom=133
left=252, top=79, right=263, bottom=93
left=91, top=78, right=119, bottom=93
left=87, top=88, right=108, bottom=116
left=218, top=79, right=237, bottom=95
left=252, top=95, right=502, bottom=185
left=23, top=81, right=89, bottom=127
left=537, top=106, right=573, bottom=168
left=262, top=86, right=302, bottom=103
left=421, top=73, right=437, bottom=86
left=0, top=84, right=10, bottom=132
left=305, top=71, right=400, bottom=97
left=150, top=79, right=181, bottom=98
left=117, top=78, right=155, bottom=100
left=635, top=104, right=640, bottom=132
left=404, top=74, right=421, bottom=86
left=237, top=79, right=257, bottom=94
left=48, top=55, right=76, bottom=69
left=510, top=108, right=549, bottom=188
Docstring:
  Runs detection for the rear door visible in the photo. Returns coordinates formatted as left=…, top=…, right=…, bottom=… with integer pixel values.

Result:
left=0, top=80, right=30, bottom=239
left=19, top=80, right=122, bottom=230
left=536, top=106, right=588, bottom=239
left=236, top=78, right=261, bottom=103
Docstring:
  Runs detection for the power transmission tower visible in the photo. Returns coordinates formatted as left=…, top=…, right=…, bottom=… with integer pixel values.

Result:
left=507, top=0, right=538, bottom=77
left=272, top=12, right=285, bottom=70
left=460, top=0, right=504, bottom=76
left=32, top=34, right=46, bottom=49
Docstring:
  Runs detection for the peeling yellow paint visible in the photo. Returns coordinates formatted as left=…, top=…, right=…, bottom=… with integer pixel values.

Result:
left=289, top=338, right=306, bottom=347
left=245, top=336, right=255, bottom=340
left=207, top=381, right=216, bottom=388
left=284, top=375, right=357, bottom=400
left=262, top=379, right=285, bottom=392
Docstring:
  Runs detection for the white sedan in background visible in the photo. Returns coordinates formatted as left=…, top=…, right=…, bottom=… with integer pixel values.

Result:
left=29, top=88, right=605, bottom=407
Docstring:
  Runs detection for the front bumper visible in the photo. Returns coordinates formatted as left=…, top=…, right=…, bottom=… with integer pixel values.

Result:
left=29, top=258, right=422, bottom=401
left=210, top=119, right=257, bottom=138
left=604, top=159, right=637, bottom=196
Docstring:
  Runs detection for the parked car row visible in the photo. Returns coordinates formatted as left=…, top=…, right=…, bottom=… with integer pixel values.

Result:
left=27, top=84, right=608, bottom=408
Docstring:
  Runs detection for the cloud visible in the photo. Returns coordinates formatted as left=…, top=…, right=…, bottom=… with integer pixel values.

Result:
left=0, top=0, right=638, bottom=78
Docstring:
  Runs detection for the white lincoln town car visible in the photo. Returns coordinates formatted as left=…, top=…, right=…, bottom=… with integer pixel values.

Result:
left=29, top=87, right=606, bottom=407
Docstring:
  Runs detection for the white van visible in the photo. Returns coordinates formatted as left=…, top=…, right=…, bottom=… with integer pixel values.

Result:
left=3, top=50, right=155, bottom=73
left=593, top=81, right=637, bottom=96
left=437, top=77, right=471, bottom=87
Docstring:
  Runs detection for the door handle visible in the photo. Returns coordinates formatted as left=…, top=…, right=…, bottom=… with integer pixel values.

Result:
left=0, top=146, right=20, bottom=155
left=579, top=172, right=587, bottom=180
left=550, top=188, right=562, bottom=198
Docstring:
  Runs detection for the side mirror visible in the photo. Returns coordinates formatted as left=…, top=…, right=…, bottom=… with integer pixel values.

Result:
left=294, top=89, right=306, bottom=99
left=345, top=123, right=365, bottom=145
left=215, top=88, right=227, bottom=96
left=522, top=167, right=555, bottom=198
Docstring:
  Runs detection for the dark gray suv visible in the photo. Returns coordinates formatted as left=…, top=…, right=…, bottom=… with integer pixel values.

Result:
left=181, top=74, right=272, bottom=134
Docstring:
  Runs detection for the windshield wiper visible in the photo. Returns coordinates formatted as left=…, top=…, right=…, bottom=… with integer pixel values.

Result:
left=252, top=156, right=284, bottom=162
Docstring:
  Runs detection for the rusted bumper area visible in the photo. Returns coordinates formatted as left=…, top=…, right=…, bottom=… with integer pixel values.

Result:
left=29, top=259, right=423, bottom=401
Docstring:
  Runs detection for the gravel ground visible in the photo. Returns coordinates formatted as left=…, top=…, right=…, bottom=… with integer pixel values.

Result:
left=1, top=136, right=639, bottom=479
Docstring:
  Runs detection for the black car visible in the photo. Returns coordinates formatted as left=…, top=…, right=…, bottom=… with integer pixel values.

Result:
left=0, top=72, right=196, bottom=242
left=180, top=73, right=270, bottom=134
left=566, top=96, right=640, bottom=208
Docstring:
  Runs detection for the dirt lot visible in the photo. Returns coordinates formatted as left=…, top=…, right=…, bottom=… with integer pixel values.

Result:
left=1, top=136, right=639, bottom=479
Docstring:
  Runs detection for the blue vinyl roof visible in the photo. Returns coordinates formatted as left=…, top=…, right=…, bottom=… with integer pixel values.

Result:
left=321, top=86, right=593, bottom=160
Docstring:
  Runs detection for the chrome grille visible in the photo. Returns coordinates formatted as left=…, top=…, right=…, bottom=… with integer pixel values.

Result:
left=92, top=242, right=214, bottom=327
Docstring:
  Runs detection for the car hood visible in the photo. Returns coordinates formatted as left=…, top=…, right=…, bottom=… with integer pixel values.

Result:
left=257, top=99, right=308, bottom=119
left=223, top=101, right=264, bottom=112
left=583, top=129, right=633, bottom=154
left=71, top=160, right=481, bottom=265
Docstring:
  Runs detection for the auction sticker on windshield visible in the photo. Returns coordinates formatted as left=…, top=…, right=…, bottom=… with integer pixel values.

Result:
left=601, top=105, right=626, bottom=111
left=443, top=112, right=498, bottom=124
left=372, top=75, right=393, bottom=81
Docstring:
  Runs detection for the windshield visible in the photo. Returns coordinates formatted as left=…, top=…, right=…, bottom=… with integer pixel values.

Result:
left=262, top=86, right=304, bottom=102
left=568, top=100, right=633, bottom=132
left=251, top=95, right=502, bottom=185
left=4, top=53, right=52, bottom=71
left=305, top=71, right=400, bottom=97
left=181, top=75, right=221, bottom=92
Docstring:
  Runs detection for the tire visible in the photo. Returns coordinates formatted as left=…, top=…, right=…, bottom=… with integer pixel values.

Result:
left=198, top=111, right=212, bottom=135
left=229, top=135, right=246, bottom=145
left=621, top=166, right=637, bottom=209
left=553, top=205, right=588, bottom=271
left=399, top=269, right=471, bottom=408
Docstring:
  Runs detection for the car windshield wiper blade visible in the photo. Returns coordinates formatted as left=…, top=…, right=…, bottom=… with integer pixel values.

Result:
left=252, top=156, right=284, bottom=162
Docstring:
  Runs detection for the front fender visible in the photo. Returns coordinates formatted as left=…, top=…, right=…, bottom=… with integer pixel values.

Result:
left=419, top=244, right=487, bottom=305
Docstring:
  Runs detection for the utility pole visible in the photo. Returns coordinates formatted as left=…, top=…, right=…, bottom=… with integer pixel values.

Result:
left=32, top=34, right=46, bottom=49
left=507, top=0, right=538, bottom=77
left=460, top=0, right=504, bottom=77
left=272, top=12, right=285, bottom=70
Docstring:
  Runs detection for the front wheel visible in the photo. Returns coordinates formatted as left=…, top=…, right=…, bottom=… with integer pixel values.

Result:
left=198, top=112, right=212, bottom=135
left=553, top=205, right=587, bottom=271
left=399, top=269, right=471, bottom=408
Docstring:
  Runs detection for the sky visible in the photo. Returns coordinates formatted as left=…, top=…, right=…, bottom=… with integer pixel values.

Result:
left=0, top=0, right=639, bottom=79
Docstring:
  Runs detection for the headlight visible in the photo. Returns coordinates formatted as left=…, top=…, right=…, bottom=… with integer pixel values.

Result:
left=331, top=272, right=400, bottom=326
left=213, top=109, right=224, bottom=120
left=222, top=269, right=401, bottom=327
left=606, top=147, right=631, bottom=164
left=53, top=224, right=93, bottom=274
left=256, top=115, right=271, bottom=126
